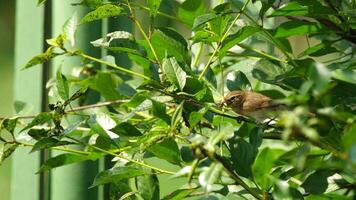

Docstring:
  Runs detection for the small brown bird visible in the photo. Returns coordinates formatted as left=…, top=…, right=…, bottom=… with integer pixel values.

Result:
left=222, top=90, right=284, bottom=121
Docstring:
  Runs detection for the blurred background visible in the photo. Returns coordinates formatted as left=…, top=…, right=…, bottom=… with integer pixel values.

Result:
left=0, top=1, right=15, bottom=200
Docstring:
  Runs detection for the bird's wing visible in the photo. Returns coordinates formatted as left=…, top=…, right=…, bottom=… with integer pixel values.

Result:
left=242, top=92, right=272, bottom=111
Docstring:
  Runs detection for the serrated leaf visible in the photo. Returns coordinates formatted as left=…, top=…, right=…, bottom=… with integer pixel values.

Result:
left=21, top=112, right=52, bottom=132
left=56, top=66, right=70, bottom=100
left=62, top=14, right=78, bottom=46
left=38, top=153, right=90, bottom=173
left=92, top=166, right=149, bottom=187
left=80, top=4, right=125, bottom=24
left=147, top=138, right=181, bottom=165
left=23, top=47, right=56, bottom=69
left=220, top=26, right=260, bottom=56
left=162, top=57, right=187, bottom=91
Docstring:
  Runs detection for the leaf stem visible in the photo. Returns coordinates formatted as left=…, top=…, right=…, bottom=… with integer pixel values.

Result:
left=200, top=146, right=262, bottom=200
left=191, top=43, right=203, bottom=68
left=65, top=135, right=176, bottom=175
left=198, top=0, right=251, bottom=80
left=77, top=52, right=151, bottom=80
left=125, top=0, right=162, bottom=69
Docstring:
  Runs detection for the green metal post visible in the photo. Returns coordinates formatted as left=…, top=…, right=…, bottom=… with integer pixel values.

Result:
left=50, top=1, right=101, bottom=200
left=11, top=1, right=44, bottom=199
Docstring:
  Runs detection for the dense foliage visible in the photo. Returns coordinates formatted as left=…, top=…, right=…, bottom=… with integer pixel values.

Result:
left=1, top=0, right=356, bottom=199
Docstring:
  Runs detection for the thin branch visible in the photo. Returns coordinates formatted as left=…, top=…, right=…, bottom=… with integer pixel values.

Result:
left=198, top=146, right=263, bottom=200
left=198, top=0, right=251, bottom=80
left=66, top=135, right=176, bottom=175
left=0, top=99, right=129, bottom=120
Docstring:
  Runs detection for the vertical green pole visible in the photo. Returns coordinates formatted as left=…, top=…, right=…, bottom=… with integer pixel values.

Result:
left=11, top=1, right=44, bottom=199
left=50, top=1, right=101, bottom=200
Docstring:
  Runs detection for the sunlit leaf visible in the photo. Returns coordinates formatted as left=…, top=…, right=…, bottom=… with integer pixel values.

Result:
left=80, top=4, right=125, bottom=24
left=92, top=166, right=149, bottom=187
left=162, top=57, right=187, bottom=91
left=147, top=138, right=181, bottom=165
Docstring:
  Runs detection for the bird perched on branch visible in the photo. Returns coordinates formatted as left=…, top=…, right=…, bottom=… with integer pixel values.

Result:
left=222, top=90, right=285, bottom=122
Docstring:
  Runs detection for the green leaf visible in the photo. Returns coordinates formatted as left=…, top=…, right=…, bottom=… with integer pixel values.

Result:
left=92, top=166, right=149, bottom=187
left=161, top=188, right=195, bottom=200
left=135, top=170, right=160, bottom=200
left=252, top=148, right=284, bottom=190
left=38, top=153, right=90, bottom=173
left=183, top=77, right=214, bottom=102
left=269, top=1, right=333, bottom=17
left=80, top=4, right=125, bottom=24
left=0, top=118, right=18, bottom=135
left=198, top=162, right=223, bottom=192
left=171, top=101, right=184, bottom=129
left=252, top=59, right=292, bottom=85
left=147, top=0, right=162, bottom=17
left=151, top=100, right=170, bottom=124
left=56, top=66, right=70, bottom=100
left=226, top=71, right=252, bottom=91
left=94, top=72, right=123, bottom=100
left=62, top=14, right=78, bottom=46
left=151, top=28, right=190, bottom=63
left=220, top=26, right=260, bottom=56
left=147, top=138, right=181, bottom=165
left=178, top=0, right=206, bottom=27
left=37, top=0, right=47, bottom=6
left=192, top=13, right=217, bottom=30
left=21, top=112, right=52, bottom=132
left=23, top=47, right=56, bottom=69
left=274, top=21, right=328, bottom=38
left=299, top=42, right=338, bottom=57
left=14, top=101, right=27, bottom=113
left=110, top=122, right=142, bottom=137
left=28, top=129, right=50, bottom=140
left=301, top=170, right=334, bottom=194
left=188, top=106, right=209, bottom=128
left=332, top=69, right=356, bottom=85
left=30, top=138, right=73, bottom=153
left=87, top=116, right=118, bottom=147
left=228, top=138, right=255, bottom=177
left=162, top=57, right=187, bottom=91
left=0, top=144, right=19, bottom=165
